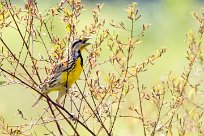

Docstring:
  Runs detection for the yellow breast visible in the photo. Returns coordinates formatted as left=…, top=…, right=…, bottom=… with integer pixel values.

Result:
left=60, top=57, right=83, bottom=87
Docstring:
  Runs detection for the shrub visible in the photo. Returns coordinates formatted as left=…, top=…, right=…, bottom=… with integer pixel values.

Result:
left=0, top=0, right=203, bottom=135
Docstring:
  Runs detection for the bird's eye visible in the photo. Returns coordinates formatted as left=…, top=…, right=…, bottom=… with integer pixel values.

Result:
left=78, top=39, right=83, bottom=43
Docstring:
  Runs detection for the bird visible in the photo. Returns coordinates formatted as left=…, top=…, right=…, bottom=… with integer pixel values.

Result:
left=32, top=37, right=91, bottom=107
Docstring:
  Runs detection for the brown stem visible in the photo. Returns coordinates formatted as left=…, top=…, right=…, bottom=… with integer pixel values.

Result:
left=0, top=67, right=96, bottom=135
left=110, top=18, right=134, bottom=134
left=0, top=37, right=37, bottom=85
left=6, top=0, right=42, bottom=83
left=76, top=83, right=111, bottom=136
left=136, top=75, right=147, bottom=136
left=47, top=100, right=64, bottom=136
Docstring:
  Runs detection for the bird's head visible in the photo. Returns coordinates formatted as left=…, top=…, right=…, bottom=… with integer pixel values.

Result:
left=71, top=37, right=92, bottom=52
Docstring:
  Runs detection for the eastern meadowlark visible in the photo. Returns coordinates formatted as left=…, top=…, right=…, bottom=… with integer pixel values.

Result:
left=32, top=37, right=91, bottom=106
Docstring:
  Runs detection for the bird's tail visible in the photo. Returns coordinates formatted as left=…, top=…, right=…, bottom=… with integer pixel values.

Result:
left=32, top=84, right=48, bottom=107
left=32, top=95, right=43, bottom=107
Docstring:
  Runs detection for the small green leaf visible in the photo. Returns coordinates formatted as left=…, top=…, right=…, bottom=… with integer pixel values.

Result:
left=0, top=81, right=6, bottom=85
left=0, top=3, right=3, bottom=10
left=66, top=24, right=71, bottom=33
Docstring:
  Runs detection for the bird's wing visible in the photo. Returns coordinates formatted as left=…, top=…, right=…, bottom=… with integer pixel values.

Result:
left=46, top=57, right=75, bottom=87
left=51, top=58, right=75, bottom=75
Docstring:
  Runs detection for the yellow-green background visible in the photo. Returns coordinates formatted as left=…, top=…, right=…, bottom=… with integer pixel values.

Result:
left=0, top=0, right=204, bottom=135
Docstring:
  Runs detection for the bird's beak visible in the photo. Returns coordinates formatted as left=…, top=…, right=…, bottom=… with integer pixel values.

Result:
left=79, top=37, right=93, bottom=51
left=82, top=37, right=93, bottom=46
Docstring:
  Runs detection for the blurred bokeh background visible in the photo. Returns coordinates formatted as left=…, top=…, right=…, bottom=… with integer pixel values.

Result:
left=1, top=0, right=204, bottom=135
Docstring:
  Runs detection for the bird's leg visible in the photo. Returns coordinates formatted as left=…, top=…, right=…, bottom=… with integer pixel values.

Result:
left=56, top=87, right=68, bottom=104
left=32, top=92, right=47, bottom=107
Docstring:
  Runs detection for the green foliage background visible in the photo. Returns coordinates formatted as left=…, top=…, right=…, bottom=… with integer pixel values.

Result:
left=0, top=0, right=204, bottom=135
